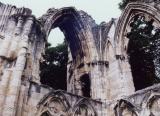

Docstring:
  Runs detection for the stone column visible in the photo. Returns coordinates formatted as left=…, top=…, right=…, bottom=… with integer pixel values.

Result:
left=2, top=17, right=34, bottom=116
left=0, top=17, right=16, bottom=115
left=0, top=17, right=16, bottom=58
left=73, top=68, right=82, bottom=96
left=2, top=48, right=26, bottom=116
left=0, top=69, right=12, bottom=114
left=109, top=56, right=135, bottom=100
left=90, top=64, right=106, bottom=100
left=7, top=17, right=23, bottom=59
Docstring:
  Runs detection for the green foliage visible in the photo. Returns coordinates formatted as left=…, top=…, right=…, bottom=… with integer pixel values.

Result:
left=119, top=0, right=129, bottom=10
left=119, top=0, right=160, bottom=88
left=127, top=15, right=160, bottom=90
left=40, top=42, right=68, bottom=90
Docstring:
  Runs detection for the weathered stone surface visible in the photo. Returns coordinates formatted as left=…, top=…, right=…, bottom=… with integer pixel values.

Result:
left=0, top=0, right=160, bottom=116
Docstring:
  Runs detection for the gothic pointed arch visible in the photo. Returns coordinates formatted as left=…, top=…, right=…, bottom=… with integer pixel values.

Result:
left=146, top=92, right=160, bottom=116
left=114, top=99, right=139, bottom=116
left=39, top=7, right=95, bottom=66
left=72, top=98, right=97, bottom=116
left=114, top=2, right=160, bottom=55
left=37, top=90, right=70, bottom=116
left=114, top=2, right=160, bottom=90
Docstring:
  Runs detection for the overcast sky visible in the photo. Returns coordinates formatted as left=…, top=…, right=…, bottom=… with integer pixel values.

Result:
left=1, top=0, right=122, bottom=46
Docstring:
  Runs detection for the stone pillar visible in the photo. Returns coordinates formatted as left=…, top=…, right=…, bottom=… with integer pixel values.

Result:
left=109, top=56, right=135, bottom=100
left=7, top=17, right=23, bottom=59
left=118, top=57, right=135, bottom=96
left=2, top=17, right=34, bottom=116
left=0, top=17, right=17, bottom=115
left=0, top=69, right=12, bottom=114
left=90, top=64, right=106, bottom=100
left=73, top=68, right=82, bottom=96
left=15, top=85, right=26, bottom=116
left=2, top=48, right=26, bottom=115
left=0, top=17, right=16, bottom=57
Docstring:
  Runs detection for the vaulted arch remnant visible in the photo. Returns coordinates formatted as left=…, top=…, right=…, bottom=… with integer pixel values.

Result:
left=39, top=7, right=92, bottom=65
left=39, top=98, right=68, bottom=116
left=114, top=99, right=138, bottom=116
left=114, top=2, right=160, bottom=91
left=39, top=7, right=95, bottom=94
left=37, top=91, right=70, bottom=116
left=73, top=99, right=97, bottom=116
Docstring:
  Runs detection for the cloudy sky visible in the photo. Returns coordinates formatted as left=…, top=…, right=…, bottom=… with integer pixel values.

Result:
left=1, top=0, right=122, bottom=46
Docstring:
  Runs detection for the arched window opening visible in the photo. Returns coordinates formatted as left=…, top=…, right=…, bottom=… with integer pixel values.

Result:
left=80, top=74, right=91, bottom=98
left=48, top=28, right=64, bottom=47
left=40, top=10, right=87, bottom=92
left=127, top=14, right=160, bottom=90
left=40, top=28, right=68, bottom=90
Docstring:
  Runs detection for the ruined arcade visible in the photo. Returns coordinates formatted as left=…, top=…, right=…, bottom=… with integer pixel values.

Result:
left=0, top=0, right=160, bottom=116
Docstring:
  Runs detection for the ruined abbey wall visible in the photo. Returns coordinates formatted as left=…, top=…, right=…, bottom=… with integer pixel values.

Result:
left=0, top=0, right=160, bottom=116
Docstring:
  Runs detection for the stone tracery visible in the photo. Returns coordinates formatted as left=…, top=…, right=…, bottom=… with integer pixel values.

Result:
left=0, top=0, right=160, bottom=116
left=72, top=99, right=97, bottom=116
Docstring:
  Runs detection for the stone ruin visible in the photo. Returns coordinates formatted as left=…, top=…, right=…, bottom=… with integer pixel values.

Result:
left=0, top=0, right=160, bottom=115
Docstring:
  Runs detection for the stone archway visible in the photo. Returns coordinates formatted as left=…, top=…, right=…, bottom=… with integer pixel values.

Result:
left=114, top=99, right=138, bottom=116
left=39, top=7, right=94, bottom=65
left=39, top=7, right=96, bottom=96
left=114, top=2, right=160, bottom=91
left=72, top=99, right=97, bottom=116
left=37, top=91, right=70, bottom=116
